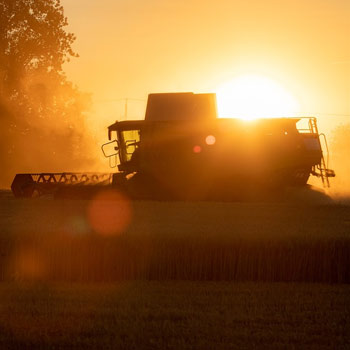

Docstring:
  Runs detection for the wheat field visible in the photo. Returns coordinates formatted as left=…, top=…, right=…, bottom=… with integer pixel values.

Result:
left=0, top=189, right=350, bottom=349
left=0, top=189, right=349, bottom=283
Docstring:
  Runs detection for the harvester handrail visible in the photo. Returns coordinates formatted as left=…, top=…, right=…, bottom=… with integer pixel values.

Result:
left=293, top=117, right=318, bottom=134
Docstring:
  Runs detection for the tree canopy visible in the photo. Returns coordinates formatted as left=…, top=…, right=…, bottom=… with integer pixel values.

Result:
left=0, top=0, right=77, bottom=99
left=0, top=0, right=94, bottom=187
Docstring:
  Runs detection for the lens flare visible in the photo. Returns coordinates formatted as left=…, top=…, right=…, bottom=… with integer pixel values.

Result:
left=14, top=248, right=46, bottom=281
left=205, top=135, right=216, bottom=145
left=193, top=145, right=202, bottom=153
left=87, top=190, right=132, bottom=236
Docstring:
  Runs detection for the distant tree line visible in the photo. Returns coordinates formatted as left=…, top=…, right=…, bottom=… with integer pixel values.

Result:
left=0, top=0, right=93, bottom=187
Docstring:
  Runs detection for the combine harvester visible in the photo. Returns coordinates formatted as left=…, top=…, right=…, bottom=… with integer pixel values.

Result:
left=11, top=92, right=335, bottom=200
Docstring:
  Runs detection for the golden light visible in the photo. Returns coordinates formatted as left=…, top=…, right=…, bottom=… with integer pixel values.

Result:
left=216, top=75, right=300, bottom=120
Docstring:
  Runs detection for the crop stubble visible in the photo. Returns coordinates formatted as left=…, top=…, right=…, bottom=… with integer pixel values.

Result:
left=0, top=282, right=348, bottom=349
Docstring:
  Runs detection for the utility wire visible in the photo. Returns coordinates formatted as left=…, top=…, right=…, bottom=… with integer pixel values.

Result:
left=309, top=113, right=350, bottom=117
left=93, top=98, right=146, bottom=104
left=296, top=112, right=350, bottom=118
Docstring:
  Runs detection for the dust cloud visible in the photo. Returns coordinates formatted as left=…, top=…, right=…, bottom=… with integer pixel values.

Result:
left=0, top=81, right=109, bottom=189
left=326, top=123, right=350, bottom=204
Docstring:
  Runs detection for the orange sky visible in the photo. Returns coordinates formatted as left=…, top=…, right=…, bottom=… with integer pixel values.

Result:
left=61, top=0, right=349, bottom=134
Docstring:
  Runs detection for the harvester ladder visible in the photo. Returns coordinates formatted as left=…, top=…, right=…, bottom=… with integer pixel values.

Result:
left=308, top=118, right=334, bottom=187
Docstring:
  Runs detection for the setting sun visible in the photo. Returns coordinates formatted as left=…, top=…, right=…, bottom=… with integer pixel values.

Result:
left=216, top=75, right=300, bottom=120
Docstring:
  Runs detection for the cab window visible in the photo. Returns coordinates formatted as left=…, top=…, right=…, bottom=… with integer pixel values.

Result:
left=121, top=129, right=141, bottom=161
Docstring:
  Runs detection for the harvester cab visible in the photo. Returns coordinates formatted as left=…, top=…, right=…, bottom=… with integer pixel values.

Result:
left=102, top=120, right=142, bottom=173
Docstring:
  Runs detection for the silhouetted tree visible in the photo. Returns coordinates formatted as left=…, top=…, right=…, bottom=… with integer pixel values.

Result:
left=0, top=0, right=92, bottom=187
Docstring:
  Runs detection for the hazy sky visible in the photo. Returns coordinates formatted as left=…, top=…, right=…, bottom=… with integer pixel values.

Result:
left=61, top=0, right=349, bottom=130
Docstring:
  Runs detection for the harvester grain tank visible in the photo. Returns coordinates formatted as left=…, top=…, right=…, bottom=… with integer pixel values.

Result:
left=12, top=92, right=335, bottom=199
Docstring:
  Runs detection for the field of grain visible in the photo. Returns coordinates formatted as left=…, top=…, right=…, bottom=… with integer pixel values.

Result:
left=0, top=189, right=349, bottom=348
left=0, top=189, right=350, bottom=282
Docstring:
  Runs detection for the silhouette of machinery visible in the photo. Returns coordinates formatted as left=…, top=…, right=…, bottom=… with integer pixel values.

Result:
left=12, top=92, right=335, bottom=199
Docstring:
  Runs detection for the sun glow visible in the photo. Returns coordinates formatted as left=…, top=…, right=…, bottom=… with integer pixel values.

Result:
left=216, top=75, right=300, bottom=120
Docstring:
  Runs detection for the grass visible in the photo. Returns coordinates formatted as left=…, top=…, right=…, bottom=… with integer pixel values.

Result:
left=0, top=282, right=349, bottom=349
